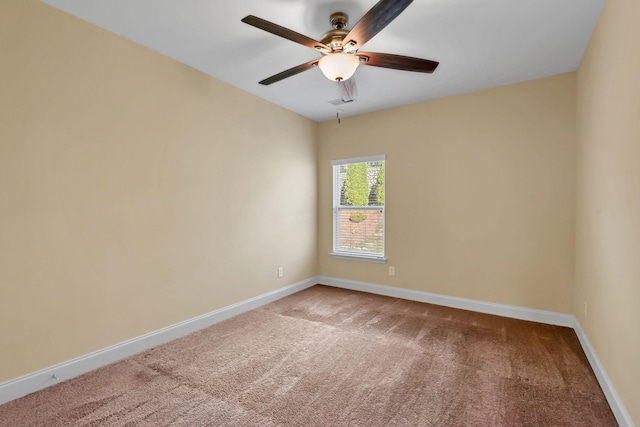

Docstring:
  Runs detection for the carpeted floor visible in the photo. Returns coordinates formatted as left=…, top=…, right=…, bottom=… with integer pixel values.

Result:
left=0, top=285, right=617, bottom=426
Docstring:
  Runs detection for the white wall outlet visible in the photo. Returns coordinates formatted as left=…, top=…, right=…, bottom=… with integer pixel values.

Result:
left=389, top=266, right=395, bottom=276
left=277, top=267, right=284, bottom=278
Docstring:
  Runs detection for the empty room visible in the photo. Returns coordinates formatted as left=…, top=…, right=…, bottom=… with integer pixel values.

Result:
left=0, top=0, right=638, bottom=425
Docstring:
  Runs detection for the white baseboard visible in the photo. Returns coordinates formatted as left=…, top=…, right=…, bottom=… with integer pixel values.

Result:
left=0, top=277, right=316, bottom=406
left=2, top=276, right=633, bottom=427
left=318, top=276, right=634, bottom=427
left=573, top=320, right=634, bottom=427
left=317, top=276, right=575, bottom=327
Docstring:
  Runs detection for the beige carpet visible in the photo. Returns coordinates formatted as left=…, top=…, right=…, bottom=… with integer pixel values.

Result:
left=0, top=285, right=617, bottom=426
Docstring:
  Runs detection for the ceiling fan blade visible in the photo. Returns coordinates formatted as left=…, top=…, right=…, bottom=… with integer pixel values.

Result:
left=357, top=52, right=439, bottom=73
left=258, top=59, right=320, bottom=85
left=242, top=15, right=330, bottom=53
left=343, top=0, right=413, bottom=51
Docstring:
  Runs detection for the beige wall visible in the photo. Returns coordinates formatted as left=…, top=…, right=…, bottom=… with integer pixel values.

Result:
left=576, top=0, right=640, bottom=422
left=318, top=73, right=577, bottom=314
left=6, top=2, right=636, bottom=421
left=0, top=1, right=317, bottom=382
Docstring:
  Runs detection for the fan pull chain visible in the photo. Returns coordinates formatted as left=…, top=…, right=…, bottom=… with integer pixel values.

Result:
left=337, top=111, right=341, bottom=124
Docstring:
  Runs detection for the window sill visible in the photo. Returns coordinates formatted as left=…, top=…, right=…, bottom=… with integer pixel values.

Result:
left=330, top=253, right=387, bottom=264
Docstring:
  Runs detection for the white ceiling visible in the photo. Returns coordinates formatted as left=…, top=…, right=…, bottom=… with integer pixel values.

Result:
left=41, top=0, right=605, bottom=122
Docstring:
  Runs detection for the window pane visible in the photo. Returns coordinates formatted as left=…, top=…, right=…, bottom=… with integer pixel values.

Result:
left=333, top=157, right=385, bottom=259
left=337, top=161, right=385, bottom=207
left=336, top=208, right=384, bottom=255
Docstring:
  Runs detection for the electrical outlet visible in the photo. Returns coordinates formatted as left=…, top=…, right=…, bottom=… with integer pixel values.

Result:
left=389, top=266, right=395, bottom=276
left=277, top=267, right=284, bottom=278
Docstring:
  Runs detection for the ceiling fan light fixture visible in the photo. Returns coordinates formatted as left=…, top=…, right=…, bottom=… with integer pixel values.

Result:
left=318, top=53, right=359, bottom=82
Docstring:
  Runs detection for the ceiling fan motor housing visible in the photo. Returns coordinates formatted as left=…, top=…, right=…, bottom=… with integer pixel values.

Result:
left=320, top=29, right=348, bottom=51
left=322, top=12, right=349, bottom=52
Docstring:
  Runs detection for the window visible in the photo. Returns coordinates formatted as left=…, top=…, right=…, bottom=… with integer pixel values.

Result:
left=331, top=155, right=386, bottom=262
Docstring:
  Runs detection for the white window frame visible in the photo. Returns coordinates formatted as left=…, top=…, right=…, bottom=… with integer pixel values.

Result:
left=330, top=155, right=386, bottom=263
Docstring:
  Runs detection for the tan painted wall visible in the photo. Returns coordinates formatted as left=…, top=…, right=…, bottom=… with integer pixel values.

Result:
left=318, top=73, right=577, bottom=314
left=0, top=1, right=317, bottom=382
left=576, top=0, right=640, bottom=422
left=6, top=1, right=623, bottom=412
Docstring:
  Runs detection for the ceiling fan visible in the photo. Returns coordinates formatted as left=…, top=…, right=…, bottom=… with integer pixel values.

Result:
left=241, top=0, right=439, bottom=85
